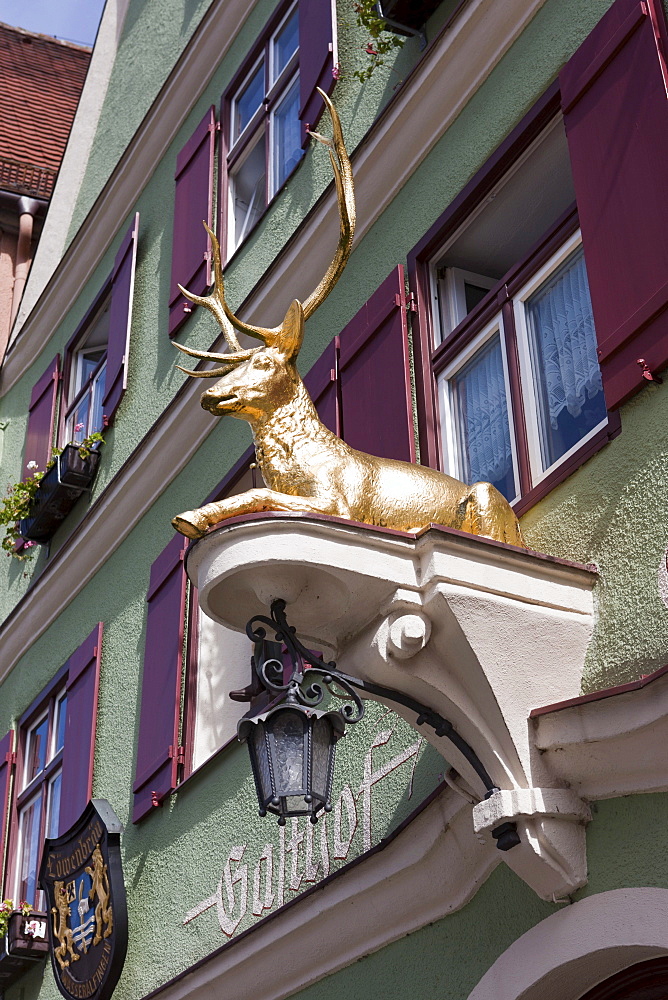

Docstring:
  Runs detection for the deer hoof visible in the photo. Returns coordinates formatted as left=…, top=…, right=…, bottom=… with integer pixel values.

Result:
left=172, top=510, right=207, bottom=539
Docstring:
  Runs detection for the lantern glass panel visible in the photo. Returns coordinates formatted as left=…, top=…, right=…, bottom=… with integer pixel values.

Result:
left=284, top=795, right=307, bottom=814
left=270, top=710, right=306, bottom=796
left=311, top=717, right=333, bottom=803
left=251, top=724, right=274, bottom=803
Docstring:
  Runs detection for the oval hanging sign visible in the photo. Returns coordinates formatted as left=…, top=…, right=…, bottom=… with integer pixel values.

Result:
left=38, top=800, right=127, bottom=1000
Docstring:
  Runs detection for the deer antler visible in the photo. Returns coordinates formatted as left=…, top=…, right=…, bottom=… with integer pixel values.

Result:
left=301, top=89, right=355, bottom=320
left=213, top=88, right=355, bottom=341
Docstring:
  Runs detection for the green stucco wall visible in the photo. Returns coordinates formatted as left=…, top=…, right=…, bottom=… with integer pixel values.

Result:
left=2, top=0, right=668, bottom=998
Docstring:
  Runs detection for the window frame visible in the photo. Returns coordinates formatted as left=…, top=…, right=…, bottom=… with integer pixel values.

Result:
left=5, top=663, right=69, bottom=908
left=408, top=81, right=621, bottom=517
left=511, top=230, right=608, bottom=491
left=179, top=449, right=259, bottom=785
left=59, top=280, right=112, bottom=448
left=220, top=0, right=303, bottom=261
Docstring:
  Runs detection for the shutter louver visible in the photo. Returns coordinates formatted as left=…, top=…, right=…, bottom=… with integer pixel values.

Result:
left=338, top=266, right=415, bottom=461
left=561, top=0, right=668, bottom=409
left=169, top=107, right=217, bottom=337
left=133, top=535, right=188, bottom=822
left=103, top=213, right=139, bottom=424
left=0, top=730, right=14, bottom=881
left=59, top=624, right=103, bottom=834
left=303, top=337, right=340, bottom=435
left=24, top=355, right=60, bottom=477
left=299, top=0, right=337, bottom=147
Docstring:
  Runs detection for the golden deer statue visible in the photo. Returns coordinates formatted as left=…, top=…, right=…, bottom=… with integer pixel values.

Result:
left=172, top=91, right=523, bottom=547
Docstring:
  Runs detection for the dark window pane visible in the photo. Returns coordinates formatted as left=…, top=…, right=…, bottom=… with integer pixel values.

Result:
left=273, top=7, right=298, bottom=81
left=233, top=62, right=264, bottom=142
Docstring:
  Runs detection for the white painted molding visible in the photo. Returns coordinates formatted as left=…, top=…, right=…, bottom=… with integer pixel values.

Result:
left=468, top=888, right=668, bottom=1000
left=149, top=787, right=497, bottom=1000
left=3, top=0, right=549, bottom=392
left=187, top=515, right=596, bottom=899
left=533, top=667, right=668, bottom=799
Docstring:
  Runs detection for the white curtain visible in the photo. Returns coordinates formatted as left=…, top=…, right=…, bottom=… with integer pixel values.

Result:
left=528, top=252, right=602, bottom=429
left=453, top=336, right=513, bottom=487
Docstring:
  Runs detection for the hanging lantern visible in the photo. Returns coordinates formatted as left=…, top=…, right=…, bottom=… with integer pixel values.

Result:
left=238, top=703, right=345, bottom=825
left=234, top=599, right=519, bottom=851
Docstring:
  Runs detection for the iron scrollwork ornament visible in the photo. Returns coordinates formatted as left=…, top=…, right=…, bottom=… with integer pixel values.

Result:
left=246, top=599, right=364, bottom=725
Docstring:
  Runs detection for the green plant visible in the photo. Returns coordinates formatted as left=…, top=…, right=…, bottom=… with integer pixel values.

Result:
left=0, top=432, right=105, bottom=559
left=352, top=1, right=405, bottom=83
left=0, top=468, right=44, bottom=558
left=76, top=431, right=105, bottom=461
left=0, top=900, right=32, bottom=939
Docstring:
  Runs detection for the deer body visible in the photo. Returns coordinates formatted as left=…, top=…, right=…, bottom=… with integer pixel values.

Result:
left=172, top=92, right=523, bottom=548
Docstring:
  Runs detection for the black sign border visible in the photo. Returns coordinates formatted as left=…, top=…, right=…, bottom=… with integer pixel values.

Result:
left=39, top=799, right=127, bottom=1000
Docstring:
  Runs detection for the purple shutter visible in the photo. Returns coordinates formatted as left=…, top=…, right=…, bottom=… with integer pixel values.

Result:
left=24, top=355, right=60, bottom=477
left=303, top=336, right=340, bottom=434
left=561, top=0, right=668, bottom=409
left=133, top=535, right=188, bottom=822
left=0, top=730, right=14, bottom=883
left=299, top=0, right=337, bottom=147
left=338, top=267, right=415, bottom=461
left=102, top=213, right=139, bottom=425
left=59, top=624, right=103, bottom=834
left=169, top=107, right=217, bottom=337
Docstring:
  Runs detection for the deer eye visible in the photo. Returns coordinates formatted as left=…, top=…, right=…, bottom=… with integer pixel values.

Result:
left=254, top=355, right=272, bottom=370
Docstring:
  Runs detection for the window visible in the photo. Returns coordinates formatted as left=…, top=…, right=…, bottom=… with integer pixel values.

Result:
left=226, top=3, right=302, bottom=254
left=437, top=231, right=606, bottom=504
left=184, top=456, right=258, bottom=775
left=13, top=688, right=67, bottom=907
left=410, top=90, right=620, bottom=514
left=133, top=460, right=259, bottom=821
left=1, top=627, right=102, bottom=908
left=56, top=213, right=138, bottom=454
left=62, top=297, right=110, bottom=445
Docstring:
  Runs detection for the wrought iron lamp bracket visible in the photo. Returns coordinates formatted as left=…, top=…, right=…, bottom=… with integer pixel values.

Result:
left=246, top=599, right=365, bottom=723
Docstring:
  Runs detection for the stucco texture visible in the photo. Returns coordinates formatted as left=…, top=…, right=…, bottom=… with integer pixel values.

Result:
left=2, top=0, right=668, bottom=998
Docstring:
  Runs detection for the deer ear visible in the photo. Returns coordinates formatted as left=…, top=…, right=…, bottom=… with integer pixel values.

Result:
left=275, top=300, right=305, bottom=362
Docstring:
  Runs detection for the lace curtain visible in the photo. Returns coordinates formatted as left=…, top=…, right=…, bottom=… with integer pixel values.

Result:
left=451, top=335, right=513, bottom=489
left=527, top=251, right=603, bottom=430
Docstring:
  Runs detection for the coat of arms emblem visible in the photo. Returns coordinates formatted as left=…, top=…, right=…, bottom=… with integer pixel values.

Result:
left=39, top=800, right=127, bottom=1000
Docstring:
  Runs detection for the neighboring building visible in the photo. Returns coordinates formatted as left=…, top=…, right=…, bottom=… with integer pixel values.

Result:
left=0, top=0, right=667, bottom=999
left=0, top=22, right=90, bottom=357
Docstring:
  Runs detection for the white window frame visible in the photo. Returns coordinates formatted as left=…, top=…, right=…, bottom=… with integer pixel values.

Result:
left=512, top=229, right=608, bottom=488
left=437, top=314, right=520, bottom=504
left=227, top=1, right=301, bottom=256
left=438, top=267, right=498, bottom=340
left=13, top=686, right=67, bottom=908
left=63, top=296, right=110, bottom=445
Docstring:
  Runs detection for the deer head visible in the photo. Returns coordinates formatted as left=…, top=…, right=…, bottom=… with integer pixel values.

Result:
left=173, top=90, right=355, bottom=424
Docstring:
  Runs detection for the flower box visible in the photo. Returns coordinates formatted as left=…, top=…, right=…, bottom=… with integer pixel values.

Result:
left=19, top=443, right=101, bottom=544
left=377, top=0, right=443, bottom=32
left=0, top=911, right=49, bottom=988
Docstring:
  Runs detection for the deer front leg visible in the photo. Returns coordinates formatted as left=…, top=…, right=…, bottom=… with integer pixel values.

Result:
left=172, top=489, right=341, bottom=539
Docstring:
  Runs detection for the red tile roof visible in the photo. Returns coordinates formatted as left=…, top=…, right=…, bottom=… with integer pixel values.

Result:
left=0, top=22, right=91, bottom=198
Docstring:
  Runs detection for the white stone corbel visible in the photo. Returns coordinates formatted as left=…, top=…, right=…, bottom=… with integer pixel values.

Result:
left=186, top=514, right=598, bottom=903
left=473, top=788, right=591, bottom=898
